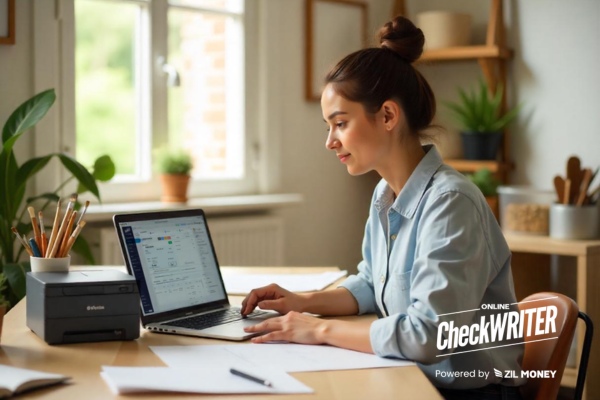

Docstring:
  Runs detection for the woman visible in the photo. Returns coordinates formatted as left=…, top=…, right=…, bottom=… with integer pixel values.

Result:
left=241, top=16, right=524, bottom=399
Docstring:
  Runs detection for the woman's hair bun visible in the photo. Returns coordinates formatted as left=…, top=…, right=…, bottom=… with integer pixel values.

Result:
left=378, top=16, right=425, bottom=63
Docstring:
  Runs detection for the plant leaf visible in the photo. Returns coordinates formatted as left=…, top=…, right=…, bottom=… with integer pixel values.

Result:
left=12, top=158, right=54, bottom=217
left=2, top=89, right=56, bottom=148
left=491, top=103, right=521, bottom=131
left=443, top=79, right=520, bottom=133
left=57, top=153, right=101, bottom=199
left=1, top=90, right=55, bottom=226
left=3, top=262, right=30, bottom=301
left=15, top=156, right=53, bottom=200
left=25, top=192, right=61, bottom=205
left=91, top=155, right=116, bottom=182
left=0, top=151, right=19, bottom=223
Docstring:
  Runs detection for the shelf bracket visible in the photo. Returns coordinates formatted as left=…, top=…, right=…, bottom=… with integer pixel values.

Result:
left=478, top=59, right=498, bottom=94
left=486, top=0, right=505, bottom=47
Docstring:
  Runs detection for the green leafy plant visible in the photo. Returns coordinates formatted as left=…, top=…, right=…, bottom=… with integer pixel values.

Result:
left=445, top=80, right=520, bottom=133
left=155, top=148, right=194, bottom=175
left=467, top=168, right=500, bottom=197
left=0, top=89, right=115, bottom=308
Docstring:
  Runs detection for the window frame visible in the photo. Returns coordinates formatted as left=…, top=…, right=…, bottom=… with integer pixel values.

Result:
left=36, top=0, right=261, bottom=203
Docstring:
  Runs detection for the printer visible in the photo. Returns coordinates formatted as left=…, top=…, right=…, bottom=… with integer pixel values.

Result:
left=26, top=270, right=140, bottom=345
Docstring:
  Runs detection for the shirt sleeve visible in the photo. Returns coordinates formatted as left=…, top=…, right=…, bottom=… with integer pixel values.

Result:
left=339, top=214, right=377, bottom=315
left=370, top=190, right=501, bottom=364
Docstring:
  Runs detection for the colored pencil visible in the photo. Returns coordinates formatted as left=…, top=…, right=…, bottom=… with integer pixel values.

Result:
left=39, top=211, right=47, bottom=257
left=28, top=206, right=42, bottom=249
left=60, top=220, right=87, bottom=258
left=46, top=199, right=62, bottom=258
left=48, top=194, right=78, bottom=258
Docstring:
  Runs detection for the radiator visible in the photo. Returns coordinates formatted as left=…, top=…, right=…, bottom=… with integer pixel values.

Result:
left=99, top=215, right=284, bottom=266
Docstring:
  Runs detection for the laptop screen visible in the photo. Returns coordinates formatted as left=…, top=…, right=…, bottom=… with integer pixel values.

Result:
left=115, top=213, right=227, bottom=316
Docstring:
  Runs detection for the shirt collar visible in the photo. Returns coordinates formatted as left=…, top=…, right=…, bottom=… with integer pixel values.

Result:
left=374, top=144, right=443, bottom=218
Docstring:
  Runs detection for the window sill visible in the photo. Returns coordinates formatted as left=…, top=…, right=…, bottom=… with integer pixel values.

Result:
left=85, top=193, right=304, bottom=222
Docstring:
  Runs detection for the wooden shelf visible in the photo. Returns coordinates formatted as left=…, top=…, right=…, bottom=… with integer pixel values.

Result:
left=504, top=233, right=600, bottom=257
left=445, top=159, right=513, bottom=173
left=420, top=45, right=513, bottom=62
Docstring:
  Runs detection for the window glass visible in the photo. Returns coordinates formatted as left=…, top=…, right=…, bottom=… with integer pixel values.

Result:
left=168, top=7, right=243, bottom=179
left=75, top=0, right=143, bottom=177
left=74, top=0, right=249, bottom=196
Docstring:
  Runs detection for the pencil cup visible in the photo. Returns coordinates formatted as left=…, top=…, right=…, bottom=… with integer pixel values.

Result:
left=30, top=255, right=71, bottom=273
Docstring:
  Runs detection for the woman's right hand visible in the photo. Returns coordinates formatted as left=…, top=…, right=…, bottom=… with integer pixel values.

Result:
left=241, top=283, right=305, bottom=316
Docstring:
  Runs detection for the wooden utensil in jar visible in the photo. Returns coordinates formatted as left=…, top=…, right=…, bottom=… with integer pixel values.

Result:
left=576, top=168, right=593, bottom=206
left=566, top=156, right=582, bottom=204
left=554, top=175, right=565, bottom=204
left=563, top=179, right=571, bottom=205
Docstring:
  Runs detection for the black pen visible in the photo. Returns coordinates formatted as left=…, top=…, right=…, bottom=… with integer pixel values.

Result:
left=229, top=368, right=273, bottom=387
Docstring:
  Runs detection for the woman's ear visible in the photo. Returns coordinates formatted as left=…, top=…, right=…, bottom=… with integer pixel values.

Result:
left=381, top=100, right=402, bottom=131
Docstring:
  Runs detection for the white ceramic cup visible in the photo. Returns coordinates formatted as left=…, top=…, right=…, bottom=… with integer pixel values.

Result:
left=30, top=255, right=71, bottom=273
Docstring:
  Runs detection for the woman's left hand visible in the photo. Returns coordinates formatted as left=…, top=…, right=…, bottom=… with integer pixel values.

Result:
left=244, top=311, right=328, bottom=345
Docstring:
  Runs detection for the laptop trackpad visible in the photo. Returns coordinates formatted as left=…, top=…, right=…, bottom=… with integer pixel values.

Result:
left=199, top=312, right=276, bottom=340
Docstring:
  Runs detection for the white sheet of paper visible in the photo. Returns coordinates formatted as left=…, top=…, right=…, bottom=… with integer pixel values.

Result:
left=222, top=270, right=348, bottom=294
left=100, top=366, right=313, bottom=394
left=151, top=343, right=413, bottom=373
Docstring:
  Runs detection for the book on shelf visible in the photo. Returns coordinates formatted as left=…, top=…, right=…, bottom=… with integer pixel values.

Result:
left=0, top=365, right=70, bottom=398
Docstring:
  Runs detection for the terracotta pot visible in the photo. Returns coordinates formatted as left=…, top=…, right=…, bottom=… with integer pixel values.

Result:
left=160, top=174, right=191, bottom=203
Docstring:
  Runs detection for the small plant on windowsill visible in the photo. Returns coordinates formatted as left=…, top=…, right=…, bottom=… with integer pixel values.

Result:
left=156, top=148, right=194, bottom=203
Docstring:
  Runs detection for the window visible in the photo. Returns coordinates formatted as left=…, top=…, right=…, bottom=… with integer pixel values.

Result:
left=73, top=0, right=255, bottom=201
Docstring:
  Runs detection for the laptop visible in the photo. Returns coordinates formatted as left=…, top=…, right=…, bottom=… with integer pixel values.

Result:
left=113, top=208, right=276, bottom=341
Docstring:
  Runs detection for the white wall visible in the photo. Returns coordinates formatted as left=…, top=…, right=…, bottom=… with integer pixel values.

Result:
left=263, top=0, right=384, bottom=272
left=509, top=0, right=600, bottom=188
left=407, top=0, right=600, bottom=190
left=1, top=0, right=599, bottom=272
left=0, top=0, right=33, bottom=162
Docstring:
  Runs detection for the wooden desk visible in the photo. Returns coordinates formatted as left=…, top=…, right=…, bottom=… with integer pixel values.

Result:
left=0, top=266, right=441, bottom=399
left=505, top=234, right=600, bottom=399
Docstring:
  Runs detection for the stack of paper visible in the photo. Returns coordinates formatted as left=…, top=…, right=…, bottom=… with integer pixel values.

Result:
left=151, top=343, right=414, bottom=372
left=101, top=344, right=413, bottom=394
left=100, top=366, right=313, bottom=395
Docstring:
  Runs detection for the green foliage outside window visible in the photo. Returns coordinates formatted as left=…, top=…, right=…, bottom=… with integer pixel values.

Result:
left=75, top=0, right=138, bottom=175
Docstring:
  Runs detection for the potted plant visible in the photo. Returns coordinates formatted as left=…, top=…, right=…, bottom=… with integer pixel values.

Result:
left=467, top=168, right=500, bottom=219
left=0, top=89, right=115, bottom=308
left=156, top=148, right=194, bottom=203
left=445, top=80, right=520, bottom=160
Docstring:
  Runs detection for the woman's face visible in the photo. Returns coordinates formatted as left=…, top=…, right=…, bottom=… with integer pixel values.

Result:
left=321, top=84, right=389, bottom=176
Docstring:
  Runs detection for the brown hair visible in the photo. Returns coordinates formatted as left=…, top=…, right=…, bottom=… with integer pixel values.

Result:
left=324, top=16, right=435, bottom=136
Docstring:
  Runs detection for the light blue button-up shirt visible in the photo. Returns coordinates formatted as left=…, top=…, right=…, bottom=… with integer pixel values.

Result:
left=340, top=145, right=525, bottom=389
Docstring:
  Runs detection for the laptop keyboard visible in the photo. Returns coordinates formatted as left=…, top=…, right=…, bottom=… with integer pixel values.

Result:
left=165, top=309, right=269, bottom=330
